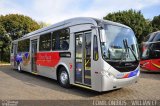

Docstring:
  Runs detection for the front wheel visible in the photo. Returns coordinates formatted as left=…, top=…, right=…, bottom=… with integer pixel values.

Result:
left=58, top=67, right=70, bottom=88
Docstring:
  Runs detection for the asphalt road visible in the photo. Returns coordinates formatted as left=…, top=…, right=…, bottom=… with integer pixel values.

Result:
left=0, top=66, right=160, bottom=100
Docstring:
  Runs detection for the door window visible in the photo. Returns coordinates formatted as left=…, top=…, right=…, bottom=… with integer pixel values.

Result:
left=75, top=31, right=92, bottom=85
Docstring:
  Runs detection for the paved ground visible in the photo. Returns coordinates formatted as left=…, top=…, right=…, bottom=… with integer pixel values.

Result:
left=0, top=66, right=160, bottom=100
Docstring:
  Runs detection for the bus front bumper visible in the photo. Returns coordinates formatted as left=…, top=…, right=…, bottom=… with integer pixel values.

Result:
left=101, top=71, right=140, bottom=92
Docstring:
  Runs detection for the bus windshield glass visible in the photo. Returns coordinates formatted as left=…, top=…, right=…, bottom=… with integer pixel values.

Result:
left=101, top=24, right=139, bottom=62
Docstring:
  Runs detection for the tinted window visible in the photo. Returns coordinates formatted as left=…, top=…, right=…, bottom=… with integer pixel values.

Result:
left=93, top=35, right=99, bottom=61
left=147, top=33, right=156, bottom=42
left=153, top=33, right=160, bottom=41
left=52, top=29, right=70, bottom=50
left=141, top=45, right=150, bottom=59
left=142, top=41, right=160, bottom=60
left=52, top=32, right=57, bottom=50
left=59, top=29, right=70, bottom=50
left=151, top=42, right=160, bottom=58
left=18, top=39, right=30, bottom=52
left=39, top=33, right=51, bottom=51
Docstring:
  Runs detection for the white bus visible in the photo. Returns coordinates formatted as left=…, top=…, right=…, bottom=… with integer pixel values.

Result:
left=10, top=17, right=140, bottom=92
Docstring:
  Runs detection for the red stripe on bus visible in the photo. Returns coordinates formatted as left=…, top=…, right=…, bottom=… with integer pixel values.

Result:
left=36, top=52, right=60, bottom=67
left=123, top=73, right=129, bottom=78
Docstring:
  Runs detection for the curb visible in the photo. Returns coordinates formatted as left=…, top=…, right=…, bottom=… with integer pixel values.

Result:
left=0, top=64, right=11, bottom=66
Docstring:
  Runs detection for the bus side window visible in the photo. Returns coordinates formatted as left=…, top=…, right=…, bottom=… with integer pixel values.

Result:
left=39, top=33, right=51, bottom=51
left=52, top=32, right=57, bottom=50
left=152, top=42, right=160, bottom=58
left=153, top=33, right=160, bottom=41
left=52, top=28, right=69, bottom=51
left=59, top=29, right=70, bottom=50
left=18, top=39, right=30, bottom=52
left=93, top=35, right=99, bottom=61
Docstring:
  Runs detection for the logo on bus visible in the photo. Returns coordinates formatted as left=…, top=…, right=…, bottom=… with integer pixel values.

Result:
left=16, top=52, right=30, bottom=66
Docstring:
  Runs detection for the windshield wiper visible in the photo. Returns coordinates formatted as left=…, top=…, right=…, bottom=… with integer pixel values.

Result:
left=123, top=39, right=139, bottom=62
left=119, top=39, right=138, bottom=65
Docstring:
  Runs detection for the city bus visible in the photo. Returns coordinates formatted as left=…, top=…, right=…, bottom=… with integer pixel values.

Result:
left=140, top=31, right=160, bottom=71
left=10, top=17, right=140, bottom=92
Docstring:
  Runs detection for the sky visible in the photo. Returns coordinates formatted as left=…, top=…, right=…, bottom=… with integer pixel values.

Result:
left=0, top=0, right=160, bottom=24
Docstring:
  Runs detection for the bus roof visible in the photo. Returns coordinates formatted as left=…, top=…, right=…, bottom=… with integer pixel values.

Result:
left=13, top=17, right=130, bottom=42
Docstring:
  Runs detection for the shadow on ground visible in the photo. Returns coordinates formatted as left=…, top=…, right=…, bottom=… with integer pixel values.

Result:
left=0, top=66, right=124, bottom=99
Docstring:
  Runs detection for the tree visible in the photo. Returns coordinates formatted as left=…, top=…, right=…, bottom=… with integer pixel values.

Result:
left=0, top=14, right=40, bottom=40
left=0, top=14, right=40, bottom=62
left=0, top=24, right=12, bottom=62
left=152, top=15, right=160, bottom=31
left=103, top=9, right=153, bottom=43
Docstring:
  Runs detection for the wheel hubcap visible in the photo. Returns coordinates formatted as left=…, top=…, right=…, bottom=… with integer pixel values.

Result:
left=60, top=71, right=68, bottom=84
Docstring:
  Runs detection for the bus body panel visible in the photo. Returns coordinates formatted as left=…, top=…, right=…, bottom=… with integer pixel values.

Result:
left=140, top=60, right=151, bottom=71
left=14, top=52, right=31, bottom=72
left=101, top=73, right=139, bottom=91
left=140, top=59, right=160, bottom=71
left=89, top=28, right=104, bottom=91
left=100, top=60, right=139, bottom=91
left=151, top=59, right=160, bottom=71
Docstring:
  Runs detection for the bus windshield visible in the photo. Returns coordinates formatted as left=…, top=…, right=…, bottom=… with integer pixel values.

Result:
left=101, top=24, right=139, bottom=62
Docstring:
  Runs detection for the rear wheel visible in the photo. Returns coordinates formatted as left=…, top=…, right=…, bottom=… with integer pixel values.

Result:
left=58, top=67, right=70, bottom=88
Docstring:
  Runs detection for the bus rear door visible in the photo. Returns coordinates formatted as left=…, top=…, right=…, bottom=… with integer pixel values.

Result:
left=11, top=43, right=18, bottom=68
left=31, top=40, right=38, bottom=73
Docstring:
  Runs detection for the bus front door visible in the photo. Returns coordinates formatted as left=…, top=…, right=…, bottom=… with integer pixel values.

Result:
left=31, top=40, right=37, bottom=73
left=75, top=31, right=91, bottom=86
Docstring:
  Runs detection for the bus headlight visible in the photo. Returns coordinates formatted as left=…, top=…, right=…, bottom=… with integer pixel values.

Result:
left=101, top=71, right=115, bottom=79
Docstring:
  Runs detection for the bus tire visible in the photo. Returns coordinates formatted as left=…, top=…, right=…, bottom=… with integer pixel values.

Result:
left=58, top=67, right=70, bottom=88
left=17, top=62, right=22, bottom=72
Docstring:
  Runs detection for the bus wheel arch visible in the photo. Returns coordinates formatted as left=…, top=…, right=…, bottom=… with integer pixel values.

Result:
left=56, top=64, right=71, bottom=88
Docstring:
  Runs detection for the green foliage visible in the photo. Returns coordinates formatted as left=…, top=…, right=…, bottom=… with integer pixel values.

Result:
left=0, top=14, right=40, bottom=62
left=0, top=24, right=6, bottom=47
left=103, top=9, right=153, bottom=43
left=0, top=24, right=12, bottom=62
left=152, top=15, right=160, bottom=31
left=0, top=23, right=11, bottom=48
left=0, top=14, right=40, bottom=40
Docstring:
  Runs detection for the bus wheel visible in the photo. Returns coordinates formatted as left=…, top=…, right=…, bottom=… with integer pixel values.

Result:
left=17, top=62, right=22, bottom=72
left=58, top=67, right=70, bottom=88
